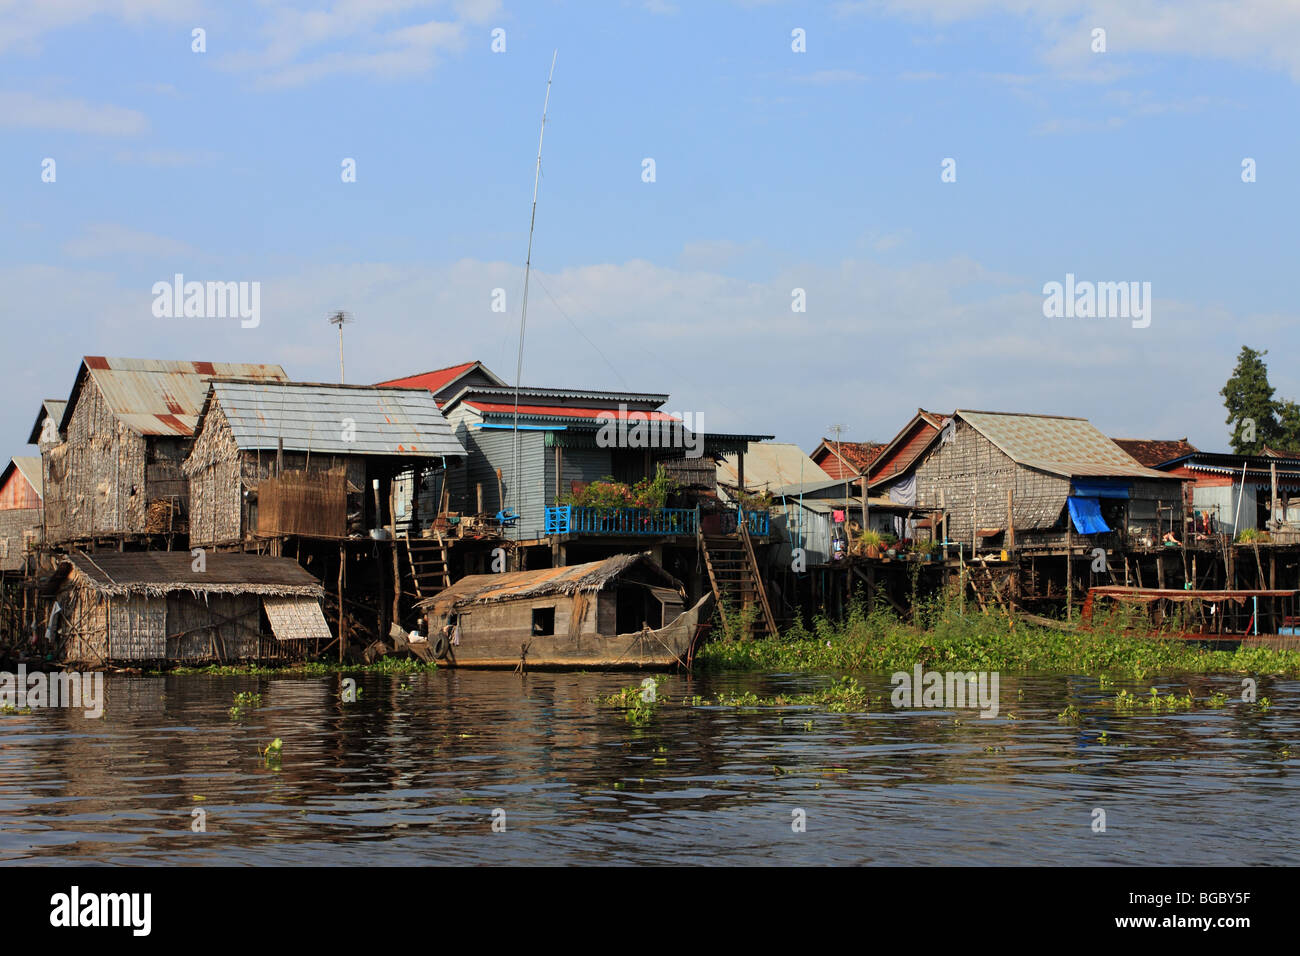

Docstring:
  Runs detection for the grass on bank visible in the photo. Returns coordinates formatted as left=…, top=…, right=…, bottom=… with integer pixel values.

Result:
left=697, top=590, right=1300, bottom=679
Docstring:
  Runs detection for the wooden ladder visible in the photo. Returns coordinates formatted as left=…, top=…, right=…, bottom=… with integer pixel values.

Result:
left=699, top=523, right=777, bottom=639
left=403, top=533, right=451, bottom=602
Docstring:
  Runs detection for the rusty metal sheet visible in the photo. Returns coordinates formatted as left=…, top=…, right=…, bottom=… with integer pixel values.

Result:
left=71, top=357, right=288, bottom=436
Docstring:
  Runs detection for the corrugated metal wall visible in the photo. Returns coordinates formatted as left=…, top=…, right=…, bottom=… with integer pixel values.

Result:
left=1194, top=484, right=1255, bottom=535
left=465, top=429, right=548, bottom=537
left=546, top=443, right=614, bottom=503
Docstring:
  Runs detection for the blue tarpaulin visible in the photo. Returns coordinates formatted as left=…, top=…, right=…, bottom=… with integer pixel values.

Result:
left=1072, top=479, right=1130, bottom=499
left=1068, top=496, right=1111, bottom=534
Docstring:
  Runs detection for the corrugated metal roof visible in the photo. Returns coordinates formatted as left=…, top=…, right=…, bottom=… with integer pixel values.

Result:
left=957, top=410, right=1178, bottom=481
left=27, top=400, right=68, bottom=444
left=717, top=442, right=824, bottom=491
left=66, top=357, right=288, bottom=437
left=208, top=381, right=466, bottom=458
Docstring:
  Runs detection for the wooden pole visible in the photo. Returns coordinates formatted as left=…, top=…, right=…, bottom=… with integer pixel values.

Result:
left=389, top=477, right=400, bottom=626
left=1065, top=519, right=1072, bottom=621
left=1271, top=461, right=1279, bottom=529
left=1005, top=488, right=1015, bottom=552
left=338, top=544, right=346, bottom=662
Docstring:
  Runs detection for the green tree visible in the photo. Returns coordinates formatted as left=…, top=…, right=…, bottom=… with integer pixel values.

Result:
left=1221, top=346, right=1280, bottom=453
left=1277, top=400, right=1300, bottom=454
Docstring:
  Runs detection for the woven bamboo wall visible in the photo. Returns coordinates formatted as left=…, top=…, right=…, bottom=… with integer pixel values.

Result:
left=914, top=420, right=1070, bottom=548
left=43, top=377, right=150, bottom=542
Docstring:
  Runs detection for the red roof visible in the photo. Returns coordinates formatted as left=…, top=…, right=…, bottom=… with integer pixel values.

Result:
left=377, top=361, right=480, bottom=394
left=1112, top=437, right=1198, bottom=467
left=813, top=439, right=886, bottom=476
left=468, top=401, right=681, bottom=422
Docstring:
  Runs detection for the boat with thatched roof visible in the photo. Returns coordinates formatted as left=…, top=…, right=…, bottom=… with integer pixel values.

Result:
left=416, top=552, right=711, bottom=668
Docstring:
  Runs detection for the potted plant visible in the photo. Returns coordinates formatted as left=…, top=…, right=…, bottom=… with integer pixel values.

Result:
left=858, top=528, right=883, bottom=559
left=880, top=531, right=898, bottom=559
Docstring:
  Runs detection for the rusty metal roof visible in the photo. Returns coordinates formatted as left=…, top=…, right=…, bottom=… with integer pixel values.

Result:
left=202, top=380, right=466, bottom=458
left=957, top=410, right=1179, bottom=481
left=62, top=357, right=288, bottom=437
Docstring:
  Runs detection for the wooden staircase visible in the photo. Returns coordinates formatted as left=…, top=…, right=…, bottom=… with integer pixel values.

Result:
left=403, top=534, right=451, bottom=602
left=699, top=523, right=777, bottom=639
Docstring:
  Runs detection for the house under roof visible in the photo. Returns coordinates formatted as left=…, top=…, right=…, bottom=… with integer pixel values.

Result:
left=1112, top=437, right=1198, bottom=468
left=60, top=356, right=288, bottom=437
left=955, top=410, right=1177, bottom=480
left=195, top=380, right=466, bottom=458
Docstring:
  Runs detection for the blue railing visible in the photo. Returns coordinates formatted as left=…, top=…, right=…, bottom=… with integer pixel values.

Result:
left=545, top=506, right=697, bottom=536
left=544, top=505, right=770, bottom=537
left=738, top=508, right=770, bottom=536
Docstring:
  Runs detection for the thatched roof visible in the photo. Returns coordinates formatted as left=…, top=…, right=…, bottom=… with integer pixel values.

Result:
left=53, top=551, right=324, bottom=599
left=420, top=552, right=682, bottom=616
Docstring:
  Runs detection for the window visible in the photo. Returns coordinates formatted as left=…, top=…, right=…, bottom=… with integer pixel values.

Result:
left=531, top=606, right=555, bottom=636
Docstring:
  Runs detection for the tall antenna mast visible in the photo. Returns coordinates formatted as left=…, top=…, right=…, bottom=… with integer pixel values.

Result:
left=510, top=50, right=557, bottom=536
left=328, top=310, right=353, bottom=383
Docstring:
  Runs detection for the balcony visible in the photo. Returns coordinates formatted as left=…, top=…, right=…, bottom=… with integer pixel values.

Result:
left=543, top=505, right=769, bottom=537
left=545, top=505, right=697, bottom=536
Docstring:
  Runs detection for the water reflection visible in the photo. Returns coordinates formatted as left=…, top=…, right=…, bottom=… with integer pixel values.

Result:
left=0, top=670, right=1296, bottom=864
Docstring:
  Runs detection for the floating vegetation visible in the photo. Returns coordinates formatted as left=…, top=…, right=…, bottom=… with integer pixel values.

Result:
left=162, top=658, right=439, bottom=677
left=601, top=678, right=663, bottom=726
left=258, top=737, right=283, bottom=768
left=697, top=594, right=1300, bottom=678
left=228, top=691, right=263, bottom=719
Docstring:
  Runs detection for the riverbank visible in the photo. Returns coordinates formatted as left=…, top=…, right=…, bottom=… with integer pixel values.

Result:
left=696, top=602, right=1300, bottom=678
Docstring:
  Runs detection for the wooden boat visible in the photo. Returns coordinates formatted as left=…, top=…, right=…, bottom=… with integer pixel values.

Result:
left=415, top=552, right=712, bottom=668
left=1082, top=585, right=1300, bottom=650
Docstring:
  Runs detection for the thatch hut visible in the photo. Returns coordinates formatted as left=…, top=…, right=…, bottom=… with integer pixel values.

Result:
left=48, top=551, right=328, bottom=665
left=417, top=552, right=706, bottom=668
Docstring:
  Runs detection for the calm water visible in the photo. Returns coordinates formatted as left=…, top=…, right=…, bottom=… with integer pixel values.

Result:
left=1, top=669, right=1296, bottom=865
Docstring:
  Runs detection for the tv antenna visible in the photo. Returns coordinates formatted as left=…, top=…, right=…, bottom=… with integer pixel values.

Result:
left=328, top=310, right=353, bottom=383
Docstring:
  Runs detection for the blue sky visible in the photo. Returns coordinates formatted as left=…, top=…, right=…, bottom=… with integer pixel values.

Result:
left=3, top=0, right=1299, bottom=457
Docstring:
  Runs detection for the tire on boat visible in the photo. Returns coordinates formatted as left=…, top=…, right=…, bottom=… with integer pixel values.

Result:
left=430, top=633, right=449, bottom=660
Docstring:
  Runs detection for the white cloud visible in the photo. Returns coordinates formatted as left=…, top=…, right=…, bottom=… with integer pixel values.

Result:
left=217, top=1, right=491, bottom=88
left=2, top=248, right=1276, bottom=455
left=836, top=0, right=1300, bottom=81
left=0, top=0, right=200, bottom=54
left=62, top=223, right=198, bottom=259
left=0, top=90, right=148, bottom=135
